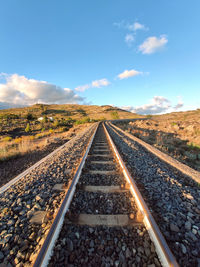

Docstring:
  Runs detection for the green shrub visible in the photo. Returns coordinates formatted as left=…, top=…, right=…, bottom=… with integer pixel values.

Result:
left=2, top=136, right=12, bottom=142
left=25, top=123, right=31, bottom=133
left=26, top=113, right=35, bottom=121
left=146, top=115, right=152, bottom=119
left=111, top=111, right=119, bottom=120
left=0, top=114, right=19, bottom=120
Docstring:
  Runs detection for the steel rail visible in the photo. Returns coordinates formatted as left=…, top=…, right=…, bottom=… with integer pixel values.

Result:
left=103, top=122, right=179, bottom=267
left=33, top=123, right=99, bottom=267
left=0, top=124, right=96, bottom=195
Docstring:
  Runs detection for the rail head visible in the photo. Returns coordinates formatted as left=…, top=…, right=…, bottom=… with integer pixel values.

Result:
left=103, top=122, right=179, bottom=267
left=33, top=123, right=99, bottom=267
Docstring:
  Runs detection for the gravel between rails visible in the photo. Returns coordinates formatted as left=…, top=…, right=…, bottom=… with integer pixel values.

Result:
left=79, top=173, right=124, bottom=186
left=0, top=123, right=97, bottom=267
left=48, top=124, right=161, bottom=267
left=48, top=225, right=160, bottom=267
left=106, top=123, right=200, bottom=266
left=70, top=191, right=135, bottom=215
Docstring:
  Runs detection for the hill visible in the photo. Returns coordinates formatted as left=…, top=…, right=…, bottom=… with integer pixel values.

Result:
left=0, top=104, right=140, bottom=138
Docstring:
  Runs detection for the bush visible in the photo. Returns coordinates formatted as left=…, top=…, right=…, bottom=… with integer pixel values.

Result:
left=25, top=123, right=31, bottom=133
left=53, top=120, right=59, bottom=128
left=146, top=115, right=153, bottom=119
left=14, top=137, right=22, bottom=143
left=75, top=117, right=91, bottom=125
left=26, top=113, right=35, bottom=121
left=111, top=111, right=119, bottom=120
left=2, top=136, right=12, bottom=142
left=0, top=114, right=19, bottom=120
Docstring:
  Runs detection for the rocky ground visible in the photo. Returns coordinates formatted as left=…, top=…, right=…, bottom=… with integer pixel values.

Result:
left=107, top=123, right=200, bottom=266
left=49, top=224, right=160, bottom=267
left=0, top=123, right=96, bottom=266
left=49, top=125, right=161, bottom=266
left=116, top=111, right=200, bottom=171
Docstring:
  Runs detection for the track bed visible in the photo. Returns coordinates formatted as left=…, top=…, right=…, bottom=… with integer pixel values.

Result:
left=48, top=125, right=162, bottom=266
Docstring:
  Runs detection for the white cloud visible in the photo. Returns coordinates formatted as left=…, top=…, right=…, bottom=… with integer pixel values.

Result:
left=125, top=34, right=135, bottom=45
left=114, top=21, right=147, bottom=32
left=121, top=96, right=172, bottom=115
left=92, top=78, right=110, bottom=88
left=75, top=78, right=110, bottom=92
left=139, top=35, right=168, bottom=54
left=75, top=84, right=90, bottom=92
left=118, top=69, right=142, bottom=80
left=128, top=22, right=147, bottom=31
left=0, top=74, right=84, bottom=107
left=174, top=97, right=184, bottom=110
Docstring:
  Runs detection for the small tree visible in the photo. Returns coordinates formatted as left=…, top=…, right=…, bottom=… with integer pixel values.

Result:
left=26, top=113, right=34, bottom=121
left=25, top=123, right=31, bottom=133
left=111, top=111, right=119, bottom=120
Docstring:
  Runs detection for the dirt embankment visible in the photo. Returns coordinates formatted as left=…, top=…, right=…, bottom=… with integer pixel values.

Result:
left=0, top=124, right=90, bottom=187
left=117, top=114, right=200, bottom=171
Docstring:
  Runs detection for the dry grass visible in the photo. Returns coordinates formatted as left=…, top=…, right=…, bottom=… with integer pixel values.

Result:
left=0, top=135, right=50, bottom=161
left=0, top=122, right=90, bottom=161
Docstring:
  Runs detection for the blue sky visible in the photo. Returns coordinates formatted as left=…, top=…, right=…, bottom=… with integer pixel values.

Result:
left=0, top=0, right=200, bottom=114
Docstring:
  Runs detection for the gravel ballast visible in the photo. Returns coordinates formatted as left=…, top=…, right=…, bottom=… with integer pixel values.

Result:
left=0, top=123, right=97, bottom=266
left=48, top=124, right=161, bottom=266
left=107, top=122, right=200, bottom=266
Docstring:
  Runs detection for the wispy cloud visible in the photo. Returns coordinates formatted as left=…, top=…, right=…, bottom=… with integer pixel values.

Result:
left=0, top=74, right=84, bottom=108
left=125, top=34, right=135, bottom=45
left=139, top=35, right=168, bottom=54
left=174, top=96, right=184, bottom=110
left=75, top=78, right=110, bottom=92
left=91, top=79, right=110, bottom=88
left=127, top=22, right=147, bottom=31
left=114, top=20, right=148, bottom=47
left=75, top=84, right=90, bottom=92
left=114, top=21, right=147, bottom=32
left=118, top=69, right=142, bottom=80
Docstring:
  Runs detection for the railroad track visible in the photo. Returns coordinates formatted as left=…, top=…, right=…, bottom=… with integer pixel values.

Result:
left=32, top=123, right=178, bottom=267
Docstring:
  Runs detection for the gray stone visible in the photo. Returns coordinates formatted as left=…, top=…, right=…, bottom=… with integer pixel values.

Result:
left=185, top=221, right=191, bottom=231
left=181, top=244, right=187, bottom=254
left=145, top=247, right=151, bottom=257
left=0, top=251, right=4, bottom=260
left=170, top=223, right=179, bottom=232
left=132, top=248, right=136, bottom=255
left=90, top=240, right=94, bottom=248
left=125, top=248, right=131, bottom=258
left=67, top=238, right=73, bottom=252
left=192, top=228, right=197, bottom=235
left=114, top=260, right=120, bottom=267
left=7, top=220, right=15, bottom=227
left=119, top=251, right=125, bottom=263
